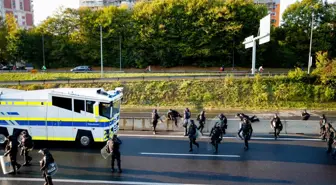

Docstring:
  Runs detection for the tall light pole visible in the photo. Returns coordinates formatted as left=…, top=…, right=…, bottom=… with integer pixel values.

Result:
left=308, top=12, right=314, bottom=74
left=42, top=34, right=45, bottom=67
left=119, top=35, right=122, bottom=71
left=100, top=25, right=103, bottom=78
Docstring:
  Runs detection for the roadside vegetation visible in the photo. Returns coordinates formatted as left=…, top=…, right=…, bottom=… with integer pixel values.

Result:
left=2, top=53, right=336, bottom=111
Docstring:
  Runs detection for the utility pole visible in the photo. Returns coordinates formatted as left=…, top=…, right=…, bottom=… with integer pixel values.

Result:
left=308, top=13, right=314, bottom=74
left=100, top=25, right=103, bottom=78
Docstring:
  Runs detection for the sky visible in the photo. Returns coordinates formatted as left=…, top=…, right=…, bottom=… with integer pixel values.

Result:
left=32, top=0, right=336, bottom=26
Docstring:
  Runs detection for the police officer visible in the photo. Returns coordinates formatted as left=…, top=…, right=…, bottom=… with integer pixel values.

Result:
left=167, top=109, right=182, bottom=127
left=319, top=114, right=327, bottom=140
left=107, top=135, right=122, bottom=173
left=188, top=120, right=199, bottom=152
left=301, top=110, right=310, bottom=120
left=238, top=118, right=253, bottom=150
left=183, top=108, right=191, bottom=136
left=325, top=123, right=336, bottom=154
left=19, top=131, right=33, bottom=166
left=236, top=113, right=259, bottom=123
left=4, top=135, right=21, bottom=174
left=197, top=110, right=206, bottom=135
left=218, top=114, right=227, bottom=136
left=270, top=114, right=282, bottom=140
left=210, top=123, right=222, bottom=153
left=152, top=109, right=162, bottom=135
left=39, top=148, right=54, bottom=185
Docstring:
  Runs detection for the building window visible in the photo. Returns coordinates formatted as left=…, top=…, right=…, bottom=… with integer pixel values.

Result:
left=52, top=96, right=72, bottom=111
left=20, top=2, right=23, bottom=10
left=22, top=21, right=25, bottom=25
left=271, top=19, right=276, bottom=23
left=271, top=12, right=276, bottom=16
left=12, top=0, right=16, bottom=9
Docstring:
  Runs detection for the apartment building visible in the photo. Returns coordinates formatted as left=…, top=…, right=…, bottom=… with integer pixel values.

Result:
left=1, top=0, right=34, bottom=29
left=254, top=0, right=280, bottom=27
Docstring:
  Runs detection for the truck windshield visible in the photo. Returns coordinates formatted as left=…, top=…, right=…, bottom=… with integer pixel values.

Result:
left=99, top=102, right=112, bottom=119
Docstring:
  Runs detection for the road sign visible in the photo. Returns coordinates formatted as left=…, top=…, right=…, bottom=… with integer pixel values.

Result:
left=259, top=14, right=271, bottom=45
left=243, top=35, right=254, bottom=49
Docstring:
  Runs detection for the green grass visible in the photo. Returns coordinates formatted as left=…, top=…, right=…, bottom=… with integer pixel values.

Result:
left=0, top=72, right=233, bottom=81
left=2, top=76, right=335, bottom=111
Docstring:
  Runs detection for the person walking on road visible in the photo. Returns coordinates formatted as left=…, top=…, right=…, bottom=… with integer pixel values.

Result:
left=188, top=120, right=199, bottom=152
left=319, top=114, right=327, bottom=140
left=152, top=109, right=162, bottom=135
left=197, top=110, right=206, bottom=135
left=238, top=118, right=253, bottom=150
left=19, top=131, right=34, bottom=166
left=325, top=123, right=336, bottom=155
left=210, top=123, right=222, bottom=153
left=183, top=108, right=191, bottom=136
left=39, top=148, right=54, bottom=185
left=4, top=135, right=21, bottom=174
left=167, top=109, right=182, bottom=127
left=107, top=135, right=122, bottom=173
left=236, top=113, right=259, bottom=123
left=219, top=114, right=228, bottom=136
left=270, top=114, right=283, bottom=140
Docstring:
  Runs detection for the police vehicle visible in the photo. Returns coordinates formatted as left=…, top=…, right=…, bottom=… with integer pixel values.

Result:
left=0, top=87, right=123, bottom=147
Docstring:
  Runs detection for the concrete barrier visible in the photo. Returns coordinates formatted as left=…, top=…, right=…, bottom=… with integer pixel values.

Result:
left=118, top=117, right=320, bottom=135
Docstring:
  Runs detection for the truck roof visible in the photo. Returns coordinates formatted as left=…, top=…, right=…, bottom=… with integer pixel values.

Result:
left=0, top=88, right=122, bottom=102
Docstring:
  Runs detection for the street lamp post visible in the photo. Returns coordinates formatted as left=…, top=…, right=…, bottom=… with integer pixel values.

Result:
left=42, top=34, right=45, bottom=67
left=119, top=35, right=122, bottom=71
left=100, top=25, right=103, bottom=78
left=308, top=12, right=314, bottom=74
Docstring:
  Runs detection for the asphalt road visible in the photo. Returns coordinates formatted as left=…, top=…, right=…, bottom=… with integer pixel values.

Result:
left=0, top=135, right=336, bottom=185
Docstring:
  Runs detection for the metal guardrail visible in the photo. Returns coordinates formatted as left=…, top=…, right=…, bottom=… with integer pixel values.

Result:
left=0, top=73, right=287, bottom=85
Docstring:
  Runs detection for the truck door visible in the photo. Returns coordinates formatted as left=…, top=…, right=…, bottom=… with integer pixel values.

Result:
left=29, top=104, right=48, bottom=141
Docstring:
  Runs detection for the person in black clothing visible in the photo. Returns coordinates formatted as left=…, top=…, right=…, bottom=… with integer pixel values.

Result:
left=4, top=135, right=21, bottom=174
left=270, top=114, right=283, bottom=140
left=19, top=131, right=33, bottom=166
left=107, top=135, right=122, bottom=173
left=301, top=110, right=310, bottom=120
left=167, top=109, right=182, bottom=127
left=218, top=114, right=228, bottom=136
left=238, top=118, right=253, bottom=150
left=188, top=120, right=199, bottom=152
left=236, top=113, right=259, bottom=123
left=325, top=123, right=336, bottom=154
left=183, top=108, right=191, bottom=136
left=152, top=109, right=162, bottom=135
left=197, top=110, right=206, bottom=135
left=210, top=123, right=222, bottom=153
left=39, top=148, right=54, bottom=185
left=319, top=114, right=327, bottom=140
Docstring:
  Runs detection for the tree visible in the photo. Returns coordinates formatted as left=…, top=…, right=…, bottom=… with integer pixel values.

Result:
left=5, top=13, right=20, bottom=64
left=0, top=16, right=8, bottom=63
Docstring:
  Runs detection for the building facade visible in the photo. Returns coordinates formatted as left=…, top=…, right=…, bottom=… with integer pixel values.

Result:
left=79, top=0, right=137, bottom=9
left=254, top=0, right=280, bottom=27
left=1, top=0, right=34, bottom=29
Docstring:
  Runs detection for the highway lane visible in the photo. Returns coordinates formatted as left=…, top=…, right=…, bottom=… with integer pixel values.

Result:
left=0, top=135, right=336, bottom=185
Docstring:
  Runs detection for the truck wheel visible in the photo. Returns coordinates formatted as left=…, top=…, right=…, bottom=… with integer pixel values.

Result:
left=76, top=130, right=94, bottom=147
left=0, top=133, right=6, bottom=144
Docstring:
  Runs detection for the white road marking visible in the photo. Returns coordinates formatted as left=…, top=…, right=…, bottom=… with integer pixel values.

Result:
left=0, top=177, right=208, bottom=185
left=140, top=152, right=240, bottom=158
left=118, top=134, right=322, bottom=141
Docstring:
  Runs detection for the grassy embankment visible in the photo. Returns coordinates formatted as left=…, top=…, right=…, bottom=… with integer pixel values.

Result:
left=1, top=73, right=335, bottom=111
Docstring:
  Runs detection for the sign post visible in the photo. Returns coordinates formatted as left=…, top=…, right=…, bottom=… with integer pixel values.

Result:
left=242, top=14, right=271, bottom=75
